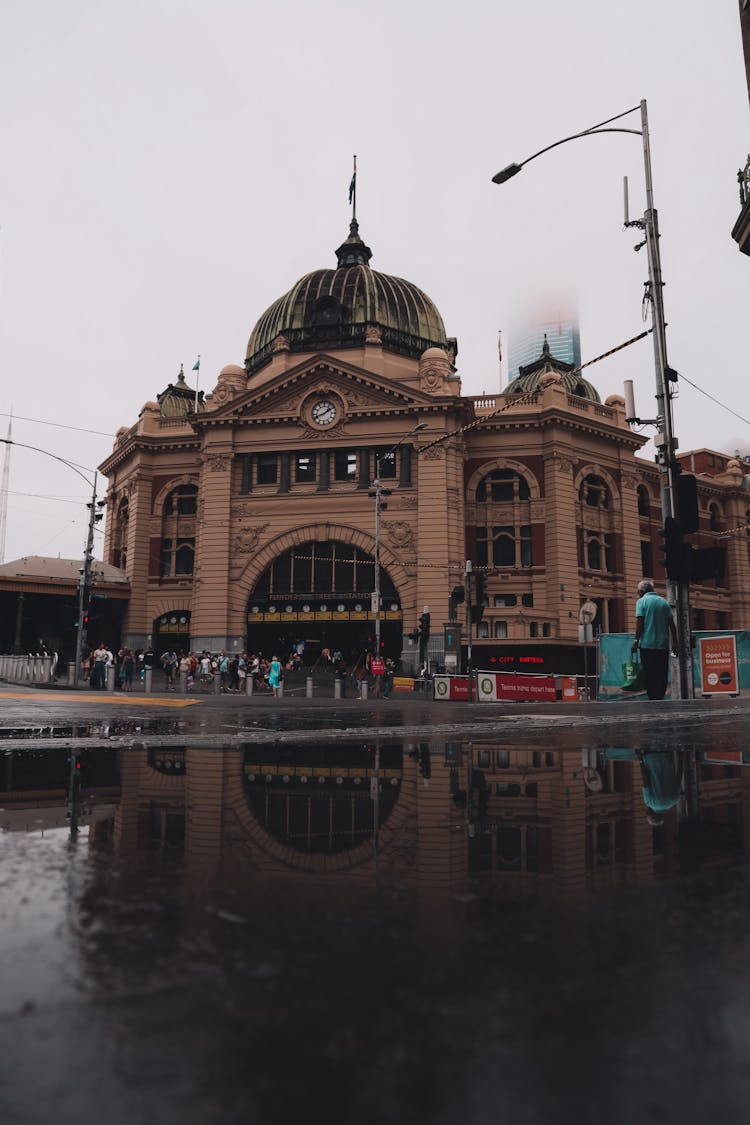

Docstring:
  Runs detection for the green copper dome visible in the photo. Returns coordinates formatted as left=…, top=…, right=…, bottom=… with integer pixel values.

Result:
left=505, top=336, right=600, bottom=402
left=245, top=221, right=452, bottom=376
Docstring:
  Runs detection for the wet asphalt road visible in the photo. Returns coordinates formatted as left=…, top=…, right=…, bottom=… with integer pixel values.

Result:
left=2, top=682, right=750, bottom=1123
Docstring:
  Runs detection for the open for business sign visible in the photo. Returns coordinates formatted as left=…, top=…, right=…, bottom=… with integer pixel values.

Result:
left=699, top=634, right=739, bottom=696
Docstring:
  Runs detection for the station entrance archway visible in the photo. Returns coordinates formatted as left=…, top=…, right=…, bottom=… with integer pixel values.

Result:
left=245, top=539, right=402, bottom=663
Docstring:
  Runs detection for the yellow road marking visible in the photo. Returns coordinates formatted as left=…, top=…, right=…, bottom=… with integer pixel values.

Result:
left=0, top=692, right=200, bottom=707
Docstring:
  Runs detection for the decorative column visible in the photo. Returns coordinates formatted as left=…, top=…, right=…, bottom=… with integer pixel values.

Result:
left=542, top=452, right=580, bottom=643
left=191, top=447, right=241, bottom=652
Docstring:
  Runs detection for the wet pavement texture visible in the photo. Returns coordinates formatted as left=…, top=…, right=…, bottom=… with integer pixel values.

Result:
left=3, top=695, right=750, bottom=1122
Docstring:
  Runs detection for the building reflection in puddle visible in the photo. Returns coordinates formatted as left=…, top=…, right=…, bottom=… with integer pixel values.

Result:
left=3, top=737, right=749, bottom=913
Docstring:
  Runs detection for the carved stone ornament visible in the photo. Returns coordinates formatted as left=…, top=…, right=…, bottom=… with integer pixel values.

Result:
left=272, top=334, right=290, bottom=352
left=422, top=444, right=445, bottom=461
left=384, top=521, right=415, bottom=551
left=365, top=326, right=382, bottom=344
left=620, top=471, right=640, bottom=490
left=544, top=452, right=573, bottom=474
left=205, top=453, right=230, bottom=473
left=233, top=524, right=269, bottom=554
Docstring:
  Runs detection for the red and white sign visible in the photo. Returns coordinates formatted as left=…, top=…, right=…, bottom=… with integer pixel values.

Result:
left=699, top=634, right=739, bottom=696
left=433, top=675, right=470, bottom=701
left=477, top=671, right=556, bottom=703
left=370, top=657, right=385, bottom=675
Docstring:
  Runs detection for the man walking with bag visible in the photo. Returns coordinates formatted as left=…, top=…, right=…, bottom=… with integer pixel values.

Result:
left=631, top=580, right=678, bottom=701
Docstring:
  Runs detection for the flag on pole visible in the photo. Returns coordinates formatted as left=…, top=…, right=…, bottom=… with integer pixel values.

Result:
left=192, top=357, right=201, bottom=372
left=348, top=155, right=357, bottom=204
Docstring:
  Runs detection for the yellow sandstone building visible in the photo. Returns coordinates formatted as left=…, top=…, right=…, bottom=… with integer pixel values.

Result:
left=99, top=220, right=750, bottom=673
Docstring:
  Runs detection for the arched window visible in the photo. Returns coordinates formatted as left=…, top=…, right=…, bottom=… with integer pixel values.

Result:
left=164, top=484, right=198, bottom=515
left=476, top=468, right=530, bottom=503
left=160, top=483, right=198, bottom=578
left=113, top=496, right=129, bottom=570
left=494, top=620, right=508, bottom=639
left=637, top=485, right=650, bottom=516
left=580, top=474, right=610, bottom=509
left=709, top=503, right=721, bottom=532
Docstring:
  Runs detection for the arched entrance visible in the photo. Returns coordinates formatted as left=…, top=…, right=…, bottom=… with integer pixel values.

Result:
left=153, top=611, right=191, bottom=657
left=246, top=539, right=402, bottom=664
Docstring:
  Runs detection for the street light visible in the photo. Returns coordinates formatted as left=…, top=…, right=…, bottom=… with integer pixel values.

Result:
left=0, top=438, right=103, bottom=686
left=370, top=422, right=427, bottom=667
left=492, top=99, right=692, bottom=700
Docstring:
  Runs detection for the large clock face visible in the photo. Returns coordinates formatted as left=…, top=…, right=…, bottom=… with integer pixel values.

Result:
left=311, top=399, right=338, bottom=426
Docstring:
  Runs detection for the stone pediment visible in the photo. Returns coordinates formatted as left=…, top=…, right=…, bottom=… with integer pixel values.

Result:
left=201, top=354, right=437, bottom=427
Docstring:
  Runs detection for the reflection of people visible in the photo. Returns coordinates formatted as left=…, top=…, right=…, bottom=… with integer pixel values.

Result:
left=631, top=580, right=677, bottom=701
left=603, top=748, right=683, bottom=825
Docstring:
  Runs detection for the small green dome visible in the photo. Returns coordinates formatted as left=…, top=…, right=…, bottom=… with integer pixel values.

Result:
left=505, top=336, right=600, bottom=402
left=245, top=221, right=451, bottom=375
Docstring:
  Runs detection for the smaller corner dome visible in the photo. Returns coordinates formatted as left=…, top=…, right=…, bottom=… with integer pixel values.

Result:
left=421, top=346, right=450, bottom=361
left=506, top=336, right=600, bottom=403
left=156, top=364, right=205, bottom=418
left=220, top=364, right=245, bottom=378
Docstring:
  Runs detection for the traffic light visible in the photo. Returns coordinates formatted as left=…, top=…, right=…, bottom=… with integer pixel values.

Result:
left=677, top=472, right=699, bottom=534
left=419, top=612, right=430, bottom=642
left=471, top=572, right=486, bottom=624
left=689, top=547, right=726, bottom=585
left=450, top=585, right=465, bottom=604
left=657, top=517, right=689, bottom=581
left=418, top=745, right=431, bottom=780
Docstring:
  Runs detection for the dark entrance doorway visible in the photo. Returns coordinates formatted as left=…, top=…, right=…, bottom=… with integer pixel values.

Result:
left=246, top=539, right=402, bottom=663
left=153, top=611, right=191, bottom=657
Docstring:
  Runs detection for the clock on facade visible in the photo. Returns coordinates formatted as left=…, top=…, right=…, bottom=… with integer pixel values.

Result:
left=311, top=399, right=338, bottom=426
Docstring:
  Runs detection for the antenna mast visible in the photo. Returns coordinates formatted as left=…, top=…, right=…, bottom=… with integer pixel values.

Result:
left=0, top=412, right=11, bottom=563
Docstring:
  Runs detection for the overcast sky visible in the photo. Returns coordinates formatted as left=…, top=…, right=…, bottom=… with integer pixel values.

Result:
left=1, top=0, right=748, bottom=564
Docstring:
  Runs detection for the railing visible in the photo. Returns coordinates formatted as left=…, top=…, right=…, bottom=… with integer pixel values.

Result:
left=0, top=652, right=58, bottom=684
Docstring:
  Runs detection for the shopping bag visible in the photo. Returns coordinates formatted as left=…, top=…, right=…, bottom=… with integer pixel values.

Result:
left=621, top=658, right=645, bottom=692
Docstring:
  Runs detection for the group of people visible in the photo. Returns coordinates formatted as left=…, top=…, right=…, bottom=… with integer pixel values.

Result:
left=157, top=649, right=289, bottom=697
left=81, top=644, right=137, bottom=690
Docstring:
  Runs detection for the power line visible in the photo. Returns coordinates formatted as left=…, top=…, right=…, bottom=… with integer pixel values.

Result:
left=0, top=411, right=115, bottom=439
left=677, top=372, right=750, bottom=431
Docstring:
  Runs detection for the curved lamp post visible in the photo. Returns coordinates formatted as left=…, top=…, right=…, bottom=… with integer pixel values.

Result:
left=492, top=99, right=692, bottom=700
left=0, top=437, right=102, bottom=687
left=370, top=422, right=427, bottom=662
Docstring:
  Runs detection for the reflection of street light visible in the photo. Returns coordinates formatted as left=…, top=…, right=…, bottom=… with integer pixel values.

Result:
left=370, top=422, right=427, bottom=661
left=0, top=438, right=102, bottom=687
left=492, top=100, right=692, bottom=700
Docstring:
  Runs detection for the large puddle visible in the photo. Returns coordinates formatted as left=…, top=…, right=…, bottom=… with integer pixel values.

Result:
left=2, top=733, right=750, bottom=1123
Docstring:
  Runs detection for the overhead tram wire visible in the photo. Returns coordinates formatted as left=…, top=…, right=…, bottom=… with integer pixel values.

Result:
left=0, top=411, right=115, bottom=439
left=416, top=327, right=656, bottom=457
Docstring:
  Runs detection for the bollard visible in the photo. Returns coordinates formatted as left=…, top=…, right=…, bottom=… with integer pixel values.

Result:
left=67, top=662, right=76, bottom=687
left=213, top=673, right=222, bottom=694
left=179, top=669, right=188, bottom=694
left=308, top=676, right=315, bottom=699
left=144, top=667, right=153, bottom=693
left=106, top=665, right=115, bottom=692
left=360, top=680, right=368, bottom=701
left=277, top=680, right=284, bottom=698
left=246, top=673, right=254, bottom=696
left=333, top=677, right=341, bottom=700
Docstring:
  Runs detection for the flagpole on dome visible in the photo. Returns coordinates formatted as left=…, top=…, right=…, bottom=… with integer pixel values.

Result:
left=349, top=155, right=357, bottom=223
left=192, top=356, right=201, bottom=412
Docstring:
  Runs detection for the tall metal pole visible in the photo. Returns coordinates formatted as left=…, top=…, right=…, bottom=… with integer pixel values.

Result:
left=639, top=100, right=692, bottom=699
left=465, top=560, right=473, bottom=702
left=374, top=471, right=382, bottom=656
left=371, top=422, right=426, bottom=670
left=74, top=472, right=98, bottom=688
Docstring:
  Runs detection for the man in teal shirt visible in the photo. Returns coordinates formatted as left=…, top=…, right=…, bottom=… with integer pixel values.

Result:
left=631, top=579, right=677, bottom=700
